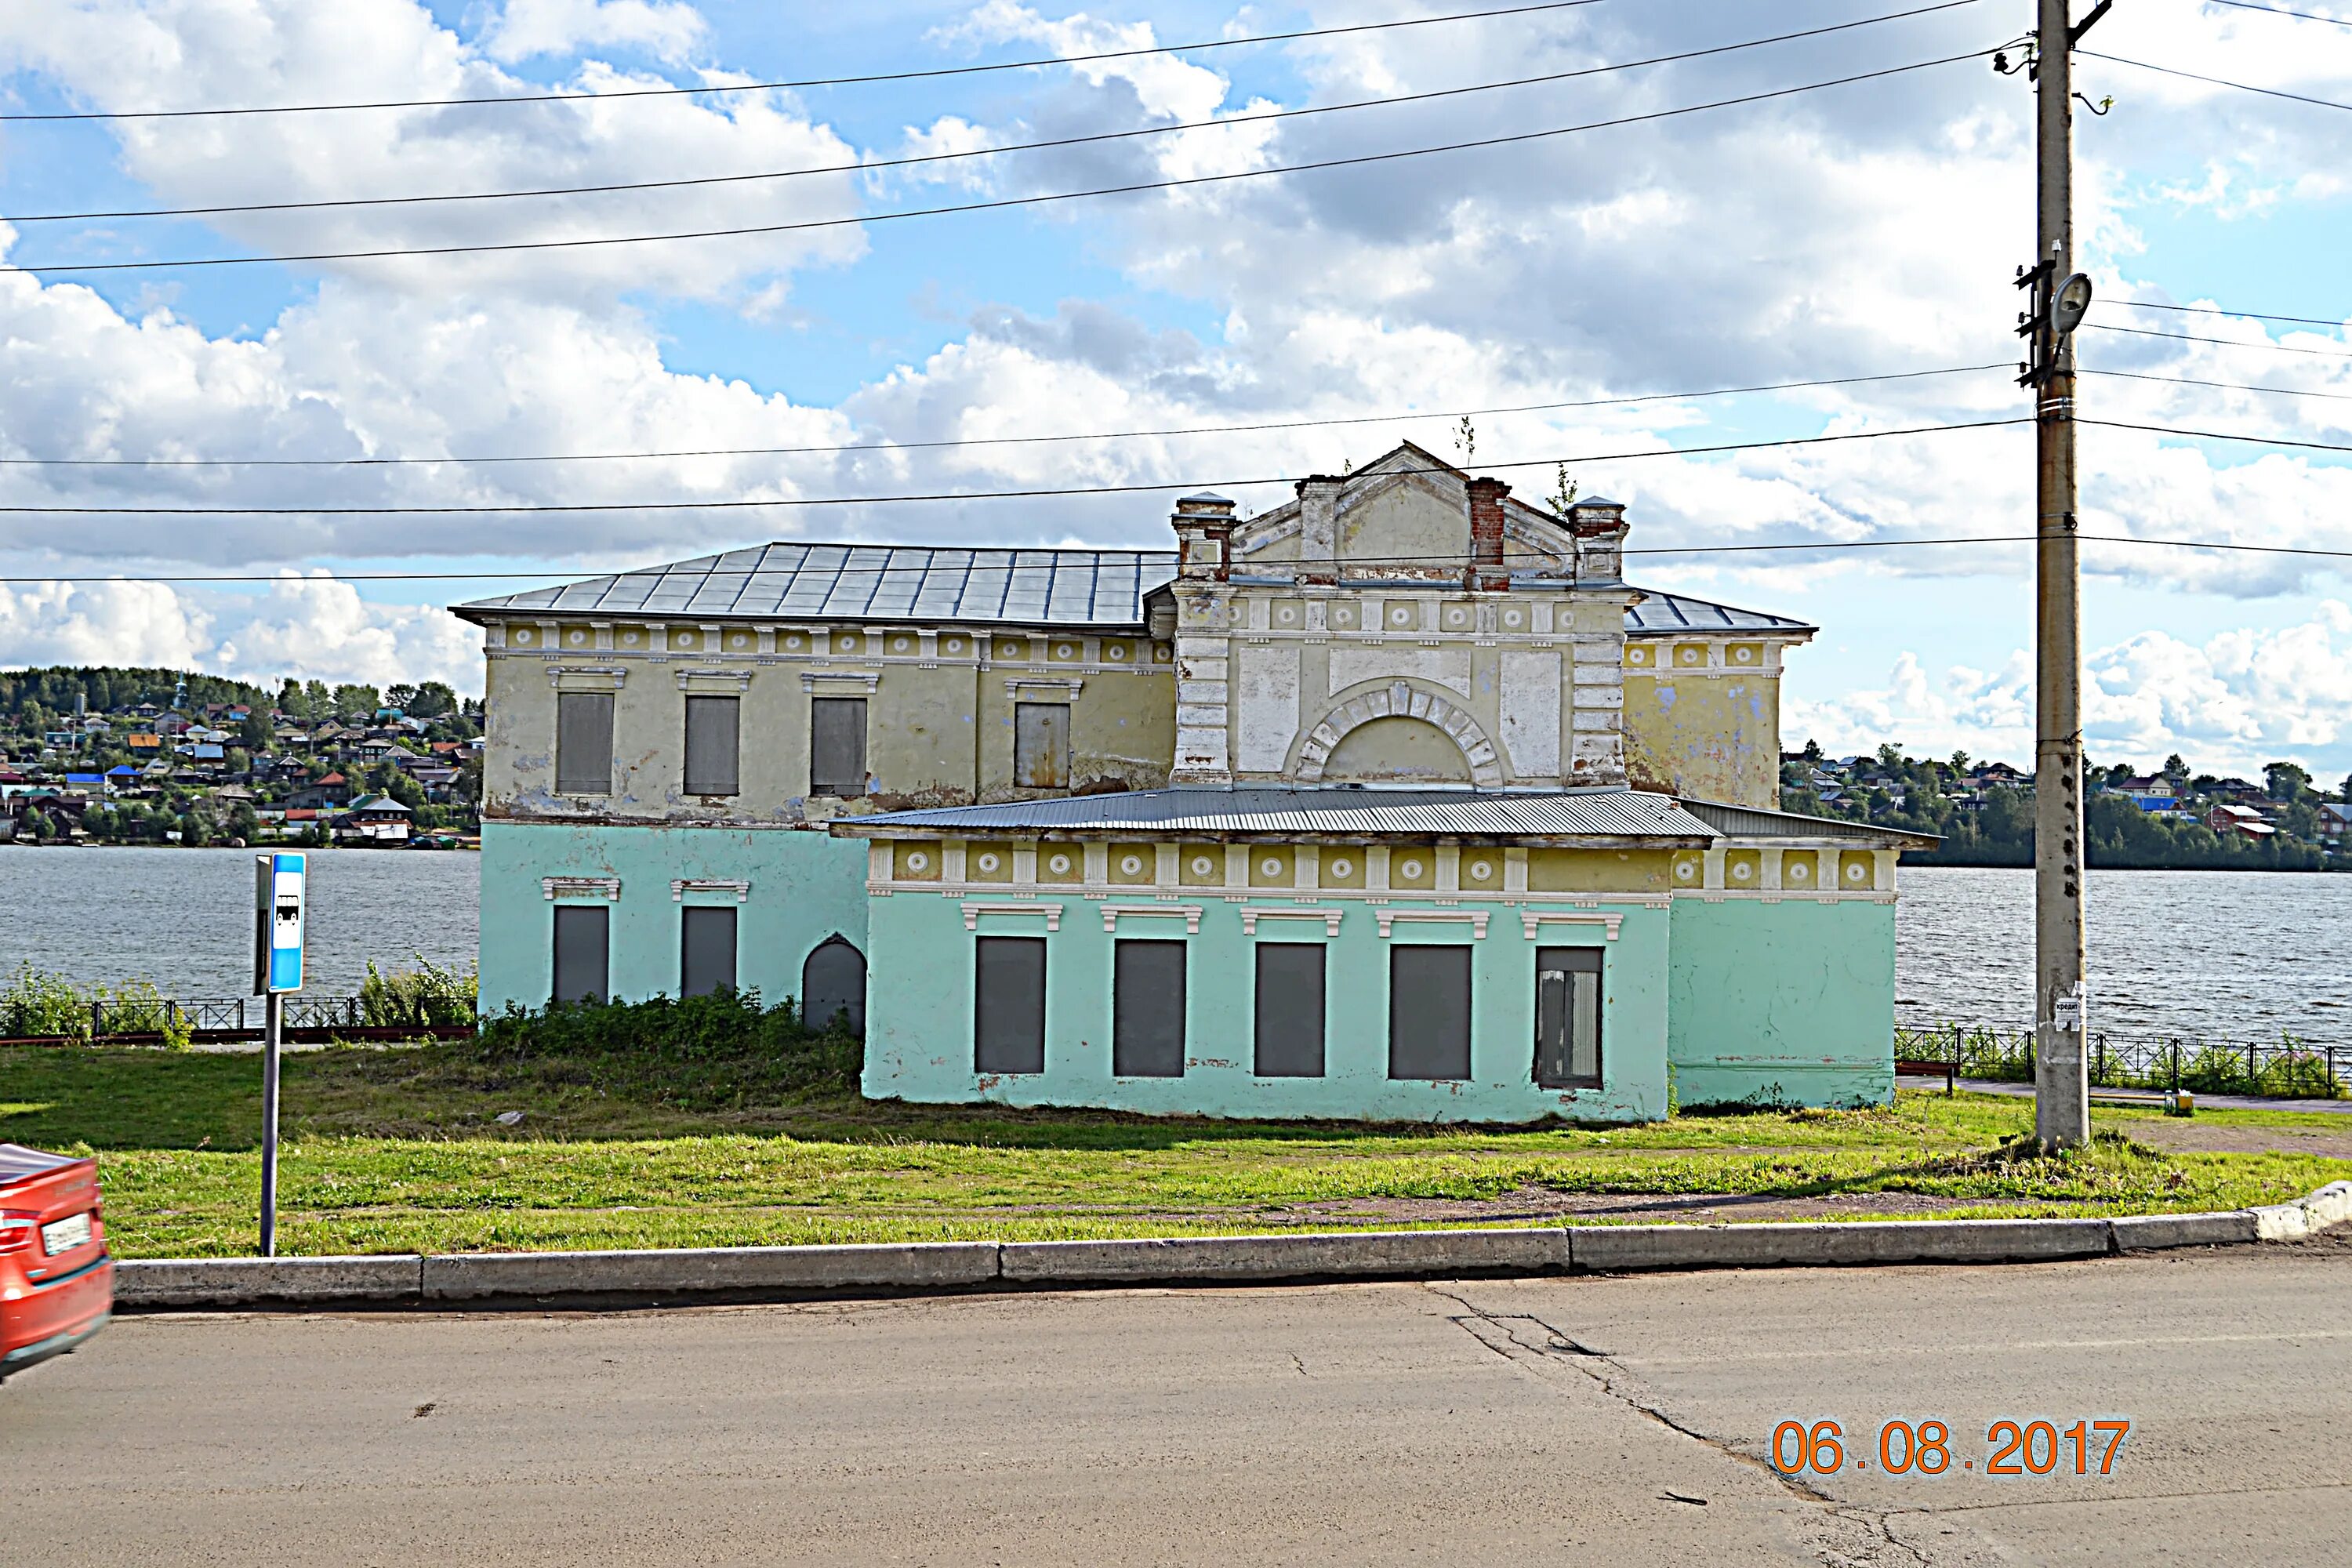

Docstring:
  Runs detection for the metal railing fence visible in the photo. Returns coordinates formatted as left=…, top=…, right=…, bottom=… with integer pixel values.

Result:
left=1895, top=1019, right=2348, bottom=1100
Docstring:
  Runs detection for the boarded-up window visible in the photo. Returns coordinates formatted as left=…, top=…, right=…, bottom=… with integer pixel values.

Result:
left=554, top=692, right=613, bottom=795
left=680, top=906, right=736, bottom=997
left=1014, top=702, right=1070, bottom=789
left=551, top=905, right=609, bottom=1004
left=1534, top=946, right=1602, bottom=1088
left=1113, top=939, right=1185, bottom=1077
left=803, top=935, right=866, bottom=1036
left=975, top=936, right=1045, bottom=1073
left=1388, top=945, right=1472, bottom=1080
left=1254, top=943, right=1326, bottom=1077
left=809, top=697, right=866, bottom=797
left=683, top=695, right=740, bottom=797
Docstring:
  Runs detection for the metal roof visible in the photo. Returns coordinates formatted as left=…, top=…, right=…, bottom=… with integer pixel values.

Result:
left=1625, top=590, right=1813, bottom=636
left=453, top=544, right=1180, bottom=629
left=832, top=787, right=1721, bottom=841
left=453, top=540, right=1806, bottom=637
left=1679, top=798, right=1938, bottom=846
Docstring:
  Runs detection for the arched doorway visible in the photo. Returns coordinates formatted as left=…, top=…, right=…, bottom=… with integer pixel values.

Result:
left=802, top=935, right=867, bottom=1037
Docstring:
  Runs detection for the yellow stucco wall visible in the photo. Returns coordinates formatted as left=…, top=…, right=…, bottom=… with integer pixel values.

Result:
left=481, top=630, right=1175, bottom=826
left=1621, top=663, right=1784, bottom=808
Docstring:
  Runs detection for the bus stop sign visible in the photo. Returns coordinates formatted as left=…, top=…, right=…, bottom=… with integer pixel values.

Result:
left=253, top=852, right=307, bottom=995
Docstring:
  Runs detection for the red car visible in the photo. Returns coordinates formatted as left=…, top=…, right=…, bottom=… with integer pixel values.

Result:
left=0, top=1144, right=112, bottom=1383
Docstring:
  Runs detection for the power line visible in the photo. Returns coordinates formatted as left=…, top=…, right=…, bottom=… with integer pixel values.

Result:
left=2, top=4, right=1981, bottom=226
left=2083, top=417, right=2352, bottom=456
left=2085, top=324, right=2352, bottom=358
left=0, top=419, right=2030, bottom=513
left=0, top=364, right=2012, bottom=469
left=2205, top=0, right=2352, bottom=25
left=2120, top=299, right=2349, bottom=329
left=2083, top=52, right=2352, bottom=114
left=3, top=49, right=1994, bottom=276
left=9, top=413, right=2341, bottom=519
left=11, top=529, right=2352, bottom=589
left=0, top=0, right=1607, bottom=122
left=2082, top=368, right=2352, bottom=404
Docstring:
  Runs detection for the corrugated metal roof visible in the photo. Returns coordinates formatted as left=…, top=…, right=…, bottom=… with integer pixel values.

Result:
left=454, top=540, right=1808, bottom=637
left=1625, top=590, right=1813, bottom=635
left=833, top=787, right=1720, bottom=840
left=1679, top=798, right=1937, bottom=845
left=453, top=544, right=1180, bottom=629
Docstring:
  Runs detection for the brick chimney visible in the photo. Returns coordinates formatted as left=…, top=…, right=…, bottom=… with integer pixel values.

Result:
left=1567, top=497, right=1629, bottom=583
left=1171, top=492, right=1238, bottom=581
left=1294, top=475, right=1343, bottom=585
left=1466, top=476, right=1510, bottom=591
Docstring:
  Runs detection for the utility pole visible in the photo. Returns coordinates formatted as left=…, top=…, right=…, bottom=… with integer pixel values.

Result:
left=2019, top=0, right=2107, bottom=1152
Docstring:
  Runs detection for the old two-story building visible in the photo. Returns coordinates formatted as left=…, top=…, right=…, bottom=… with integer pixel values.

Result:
left=454, top=444, right=1929, bottom=1121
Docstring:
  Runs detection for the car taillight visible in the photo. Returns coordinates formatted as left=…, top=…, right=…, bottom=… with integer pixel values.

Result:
left=0, top=1211, right=38, bottom=1254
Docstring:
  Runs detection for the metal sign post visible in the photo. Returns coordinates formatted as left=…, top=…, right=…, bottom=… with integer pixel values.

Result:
left=252, top=852, right=307, bottom=1257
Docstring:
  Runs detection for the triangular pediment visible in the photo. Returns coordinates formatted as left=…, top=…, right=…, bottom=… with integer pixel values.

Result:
left=1229, top=442, right=1575, bottom=578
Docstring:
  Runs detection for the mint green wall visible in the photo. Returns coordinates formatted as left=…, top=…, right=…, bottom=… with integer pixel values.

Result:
left=862, top=894, right=1671, bottom=1123
left=1665, top=898, right=1896, bottom=1109
left=479, top=822, right=870, bottom=1013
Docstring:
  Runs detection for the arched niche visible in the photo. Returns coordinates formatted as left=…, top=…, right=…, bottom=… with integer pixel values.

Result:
left=802, top=934, right=867, bottom=1037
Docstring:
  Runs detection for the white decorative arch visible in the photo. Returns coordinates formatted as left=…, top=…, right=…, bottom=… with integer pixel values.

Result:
left=1290, top=679, right=1506, bottom=788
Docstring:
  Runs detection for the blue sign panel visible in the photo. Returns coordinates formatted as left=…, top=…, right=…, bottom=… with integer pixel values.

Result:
left=254, top=852, right=307, bottom=994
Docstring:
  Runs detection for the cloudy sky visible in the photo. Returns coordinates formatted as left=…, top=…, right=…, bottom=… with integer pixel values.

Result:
left=2, top=0, right=2347, bottom=780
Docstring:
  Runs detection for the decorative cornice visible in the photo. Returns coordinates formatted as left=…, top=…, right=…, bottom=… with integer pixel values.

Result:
left=1100, top=902, right=1204, bottom=934
left=542, top=875, right=620, bottom=901
left=1240, top=906, right=1345, bottom=937
left=1375, top=909, right=1490, bottom=938
left=675, top=668, right=753, bottom=692
left=671, top=878, right=750, bottom=903
left=962, top=900, right=1062, bottom=931
left=1519, top=909, right=1624, bottom=941
left=800, top=670, right=881, bottom=693
left=545, top=665, right=627, bottom=690
left=1004, top=676, right=1086, bottom=700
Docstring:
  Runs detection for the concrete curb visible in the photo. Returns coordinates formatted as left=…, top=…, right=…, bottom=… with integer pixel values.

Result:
left=1570, top=1217, right=2112, bottom=1272
left=999, top=1227, right=1567, bottom=1285
left=2250, top=1178, right=2352, bottom=1242
left=112, top=1185, right=2349, bottom=1311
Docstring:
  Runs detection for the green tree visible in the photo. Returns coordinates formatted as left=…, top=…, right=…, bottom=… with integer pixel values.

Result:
left=331, top=682, right=380, bottom=719
left=227, top=802, right=260, bottom=843
left=2162, top=753, right=2187, bottom=780
left=239, top=710, right=274, bottom=751
left=177, top=811, right=209, bottom=848
left=408, top=681, right=457, bottom=718
left=384, top=682, right=419, bottom=713
left=2265, top=761, right=2313, bottom=802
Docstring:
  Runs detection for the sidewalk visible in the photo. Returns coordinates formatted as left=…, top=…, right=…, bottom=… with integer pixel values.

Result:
left=1897, top=1073, right=2352, bottom=1116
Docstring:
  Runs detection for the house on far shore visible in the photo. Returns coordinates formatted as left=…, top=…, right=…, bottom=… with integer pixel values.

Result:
left=289, top=772, right=353, bottom=810
left=336, top=793, right=412, bottom=844
left=2110, top=775, right=2182, bottom=814
left=2318, top=803, right=2350, bottom=844
left=2207, top=803, right=2275, bottom=840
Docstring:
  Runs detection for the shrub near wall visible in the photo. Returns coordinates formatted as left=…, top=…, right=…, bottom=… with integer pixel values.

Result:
left=471, top=989, right=861, bottom=1107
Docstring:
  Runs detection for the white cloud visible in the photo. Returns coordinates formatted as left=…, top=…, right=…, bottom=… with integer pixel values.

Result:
left=1785, top=603, right=2352, bottom=777
left=0, top=574, right=482, bottom=695
left=0, top=579, right=214, bottom=670
left=0, top=0, right=864, bottom=301
left=481, top=0, right=709, bottom=65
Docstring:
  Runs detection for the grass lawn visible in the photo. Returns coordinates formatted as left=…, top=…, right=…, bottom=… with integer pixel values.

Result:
left=2, top=1043, right=2347, bottom=1259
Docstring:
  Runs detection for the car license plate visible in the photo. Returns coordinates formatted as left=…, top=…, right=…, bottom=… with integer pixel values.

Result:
left=42, top=1212, right=92, bottom=1255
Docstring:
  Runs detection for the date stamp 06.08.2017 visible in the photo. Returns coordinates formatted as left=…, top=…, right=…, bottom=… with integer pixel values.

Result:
left=1770, top=1418, right=2133, bottom=1479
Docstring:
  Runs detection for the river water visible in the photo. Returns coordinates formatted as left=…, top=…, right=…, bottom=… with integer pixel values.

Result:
left=2, top=846, right=477, bottom=1000
left=2, top=850, right=2345, bottom=1042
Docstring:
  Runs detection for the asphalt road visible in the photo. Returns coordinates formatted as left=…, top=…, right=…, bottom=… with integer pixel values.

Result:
left=8, top=1236, right=2349, bottom=1566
